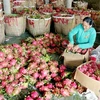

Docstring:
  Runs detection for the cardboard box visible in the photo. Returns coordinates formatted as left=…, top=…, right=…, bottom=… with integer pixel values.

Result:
left=74, top=62, right=100, bottom=97
left=61, top=49, right=89, bottom=69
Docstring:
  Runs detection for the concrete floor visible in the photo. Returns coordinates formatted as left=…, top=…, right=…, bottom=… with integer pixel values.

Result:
left=4, top=31, right=100, bottom=48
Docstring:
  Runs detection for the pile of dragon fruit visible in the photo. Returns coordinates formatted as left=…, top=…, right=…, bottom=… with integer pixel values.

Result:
left=66, top=47, right=93, bottom=55
left=0, top=33, right=85, bottom=100
left=79, top=61, right=100, bottom=81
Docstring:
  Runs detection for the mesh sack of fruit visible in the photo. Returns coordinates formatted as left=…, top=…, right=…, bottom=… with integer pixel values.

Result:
left=28, top=0, right=36, bottom=7
left=51, top=0, right=65, bottom=8
left=72, top=1, right=88, bottom=10
left=4, top=14, right=26, bottom=36
left=0, top=17, right=5, bottom=43
left=53, top=13, right=75, bottom=35
left=27, top=13, right=51, bottom=36
left=91, top=10, right=100, bottom=31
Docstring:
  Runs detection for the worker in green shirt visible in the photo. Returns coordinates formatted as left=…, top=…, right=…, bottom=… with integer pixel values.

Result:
left=68, top=17, right=96, bottom=52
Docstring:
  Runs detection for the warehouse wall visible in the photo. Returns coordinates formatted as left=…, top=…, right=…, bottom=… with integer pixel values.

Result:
left=73, top=0, right=100, bottom=10
left=84, top=0, right=100, bottom=10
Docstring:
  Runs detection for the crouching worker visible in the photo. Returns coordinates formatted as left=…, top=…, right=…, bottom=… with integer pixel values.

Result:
left=67, top=17, right=96, bottom=52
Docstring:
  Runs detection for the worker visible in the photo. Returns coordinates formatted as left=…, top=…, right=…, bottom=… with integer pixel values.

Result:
left=68, top=17, right=96, bottom=52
